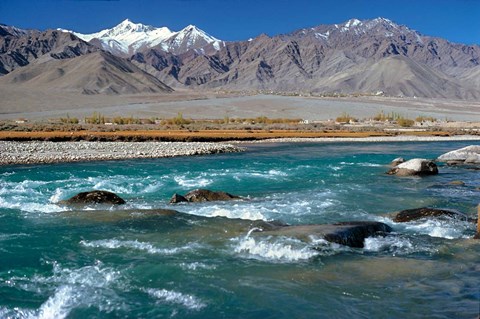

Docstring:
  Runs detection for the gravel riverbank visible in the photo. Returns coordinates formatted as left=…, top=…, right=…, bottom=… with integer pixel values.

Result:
left=0, top=141, right=245, bottom=165
left=2, top=135, right=479, bottom=165
left=238, top=135, right=480, bottom=143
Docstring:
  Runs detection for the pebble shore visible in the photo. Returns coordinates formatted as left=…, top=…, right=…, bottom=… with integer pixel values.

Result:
left=0, top=141, right=245, bottom=165
left=2, top=135, right=479, bottom=165
left=239, top=135, right=480, bottom=143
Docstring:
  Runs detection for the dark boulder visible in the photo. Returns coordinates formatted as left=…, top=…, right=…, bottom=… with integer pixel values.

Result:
left=393, top=207, right=468, bottom=223
left=170, top=189, right=241, bottom=203
left=323, top=222, right=393, bottom=248
left=169, top=193, right=188, bottom=204
left=260, top=221, right=392, bottom=248
left=60, top=190, right=126, bottom=205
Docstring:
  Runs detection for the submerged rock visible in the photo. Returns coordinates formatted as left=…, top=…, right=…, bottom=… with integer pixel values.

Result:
left=260, top=221, right=392, bottom=248
left=449, top=180, right=465, bottom=186
left=185, top=189, right=240, bottom=202
left=170, top=189, right=241, bottom=203
left=387, top=158, right=438, bottom=176
left=393, top=207, right=468, bottom=223
left=60, top=190, right=126, bottom=206
left=437, top=145, right=480, bottom=165
left=169, top=193, right=188, bottom=204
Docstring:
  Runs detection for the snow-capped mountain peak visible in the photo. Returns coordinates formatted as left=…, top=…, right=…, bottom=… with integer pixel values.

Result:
left=160, top=24, right=223, bottom=53
left=68, top=19, right=222, bottom=55
left=177, top=24, right=220, bottom=43
left=328, top=17, right=419, bottom=38
left=293, top=17, right=423, bottom=44
left=344, top=18, right=362, bottom=28
left=104, top=19, right=156, bottom=37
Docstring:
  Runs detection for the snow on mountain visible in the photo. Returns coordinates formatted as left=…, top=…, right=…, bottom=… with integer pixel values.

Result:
left=159, top=25, right=223, bottom=54
left=297, top=17, right=422, bottom=44
left=342, top=17, right=421, bottom=38
left=67, top=19, right=222, bottom=56
left=0, top=24, right=30, bottom=37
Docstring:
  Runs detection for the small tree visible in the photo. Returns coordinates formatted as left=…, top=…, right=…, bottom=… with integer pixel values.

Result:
left=397, top=117, right=414, bottom=127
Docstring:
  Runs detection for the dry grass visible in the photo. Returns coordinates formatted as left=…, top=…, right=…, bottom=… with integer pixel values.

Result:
left=0, top=129, right=454, bottom=142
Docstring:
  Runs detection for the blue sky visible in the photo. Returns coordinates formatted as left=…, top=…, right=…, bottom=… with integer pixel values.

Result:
left=1, top=0, right=479, bottom=45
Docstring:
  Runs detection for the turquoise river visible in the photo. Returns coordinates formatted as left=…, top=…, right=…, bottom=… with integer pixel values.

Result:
left=0, top=141, right=479, bottom=318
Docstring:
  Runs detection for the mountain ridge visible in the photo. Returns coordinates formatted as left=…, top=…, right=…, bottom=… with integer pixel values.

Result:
left=128, top=17, right=480, bottom=99
left=0, top=50, right=173, bottom=95
left=1, top=17, right=479, bottom=99
left=63, top=19, right=223, bottom=56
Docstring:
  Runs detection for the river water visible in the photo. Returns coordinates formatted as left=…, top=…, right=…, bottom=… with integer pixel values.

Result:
left=0, top=141, right=479, bottom=318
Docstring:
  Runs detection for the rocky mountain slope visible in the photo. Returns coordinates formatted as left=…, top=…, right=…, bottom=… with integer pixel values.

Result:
left=0, top=25, right=99, bottom=75
left=0, top=24, right=172, bottom=95
left=1, top=18, right=479, bottom=99
left=130, top=18, right=480, bottom=99
left=0, top=50, right=173, bottom=95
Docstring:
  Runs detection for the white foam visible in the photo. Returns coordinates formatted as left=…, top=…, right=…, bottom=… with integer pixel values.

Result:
left=90, top=178, right=131, bottom=194
left=30, top=263, right=120, bottom=288
left=37, top=286, right=75, bottom=319
left=201, top=207, right=266, bottom=220
left=3, top=263, right=123, bottom=319
left=268, top=169, right=288, bottom=176
left=0, top=181, right=43, bottom=195
left=233, top=236, right=318, bottom=262
left=328, top=165, right=342, bottom=171
left=231, top=169, right=289, bottom=181
left=0, top=307, right=35, bottom=319
left=402, top=219, right=470, bottom=239
left=179, top=262, right=216, bottom=271
left=0, top=171, right=15, bottom=176
left=83, top=175, right=159, bottom=196
left=174, top=176, right=212, bottom=188
left=146, top=288, right=206, bottom=310
left=0, top=196, right=63, bottom=213
left=358, top=163, right=382, bottom=167
left=80, top=239, right=199, bottom=255
left=308, top=236, right=354, bottom=255
left=49, top=188, right=65, bottom=203
left=364, top=236, right=413, bottom=252
left=141, top=182, right=163, bottom=193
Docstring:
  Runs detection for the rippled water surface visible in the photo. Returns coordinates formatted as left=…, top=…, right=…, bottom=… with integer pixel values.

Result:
left=0, top=141, right=479, bottom=318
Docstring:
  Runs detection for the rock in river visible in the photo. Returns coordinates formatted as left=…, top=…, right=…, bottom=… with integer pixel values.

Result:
left=260, top=221, right=392, bottom=248
left=169, top=193, right=189, bottom=204
left=437, top=145, right=480, bottom=165
left=60, top=190, right=126, bottom=206
left=170, top=189, right=241, bottom=203
left=393, top=207, right=469, bottom=223
left=390, top=157, right=405, bottom=167
left=387, top=158, right=438, bottom=176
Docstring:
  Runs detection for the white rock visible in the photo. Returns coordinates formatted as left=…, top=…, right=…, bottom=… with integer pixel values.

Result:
left=388, top=158, right=438, bottom=176
left=437, top=145, right=480, bottom=163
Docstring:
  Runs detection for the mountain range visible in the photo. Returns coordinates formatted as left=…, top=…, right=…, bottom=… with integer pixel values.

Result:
left=63, top=19, right=223, bottom=56
left=1, top=18, right=479, bottom=99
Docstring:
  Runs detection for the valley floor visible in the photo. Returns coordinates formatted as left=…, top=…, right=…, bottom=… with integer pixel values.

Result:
left=2, top=90, right=480, bottom=122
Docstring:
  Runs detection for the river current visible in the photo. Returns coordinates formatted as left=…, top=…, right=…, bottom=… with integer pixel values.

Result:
left=0, top=141, right=479, bottom=318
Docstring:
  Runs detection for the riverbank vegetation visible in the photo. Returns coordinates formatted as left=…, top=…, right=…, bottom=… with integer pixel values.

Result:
left=0, top=111, right=477, bottom=142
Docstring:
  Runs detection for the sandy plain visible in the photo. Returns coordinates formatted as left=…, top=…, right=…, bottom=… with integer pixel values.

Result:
left=2, top=87, right=480, bottom=122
